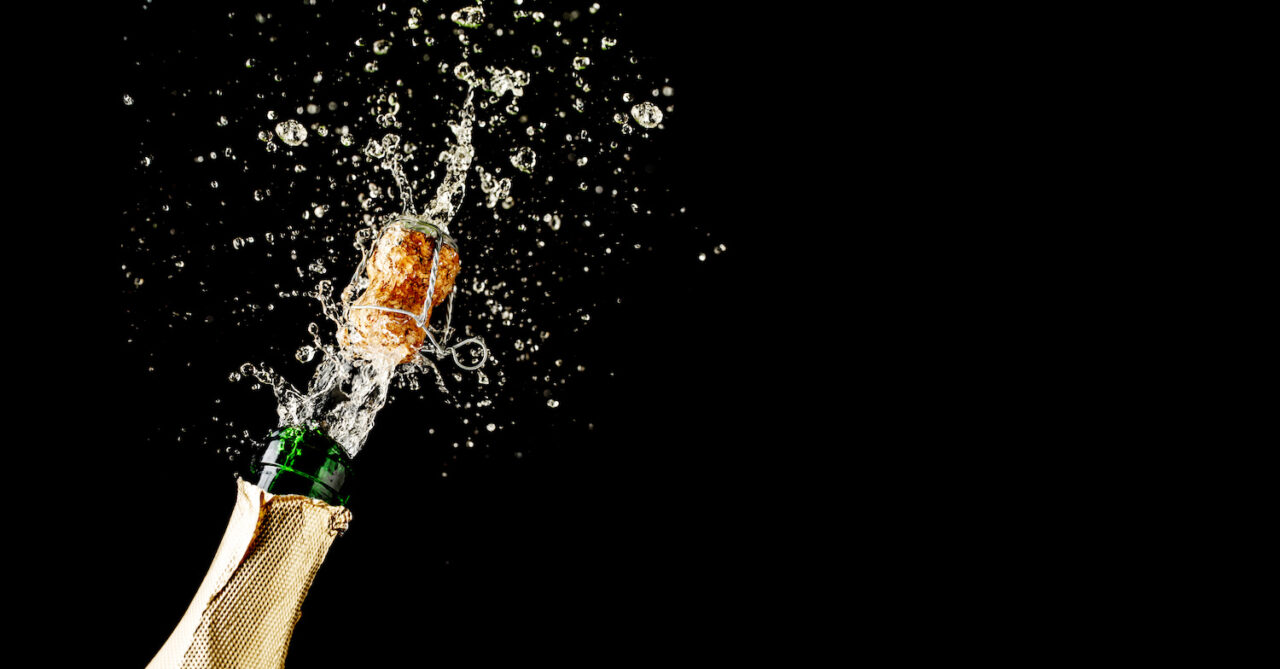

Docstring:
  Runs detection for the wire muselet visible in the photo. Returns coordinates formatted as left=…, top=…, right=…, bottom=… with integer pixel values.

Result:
left=347, top=215, right=488, bottom=371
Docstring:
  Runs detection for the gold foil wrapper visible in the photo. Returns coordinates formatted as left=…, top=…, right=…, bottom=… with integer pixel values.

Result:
left=148, top=479, right=352, bottom=669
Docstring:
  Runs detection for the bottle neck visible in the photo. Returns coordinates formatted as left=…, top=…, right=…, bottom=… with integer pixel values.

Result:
left=253, top=426, right=354, bottom=506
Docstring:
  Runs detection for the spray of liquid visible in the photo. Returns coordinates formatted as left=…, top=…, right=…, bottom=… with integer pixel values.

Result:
left=119, top=3, right=688, bottom=465
left=239, top=85, right=491, bottom=457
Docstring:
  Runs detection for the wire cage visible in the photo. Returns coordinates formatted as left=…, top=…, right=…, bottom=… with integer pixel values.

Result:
left=347, top=214, right=487, bottom=370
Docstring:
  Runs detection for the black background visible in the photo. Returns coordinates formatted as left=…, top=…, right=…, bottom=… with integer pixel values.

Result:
left=25, top=1, right=792, bottom=664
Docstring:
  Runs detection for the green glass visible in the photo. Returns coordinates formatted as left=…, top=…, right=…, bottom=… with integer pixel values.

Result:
left=252, top=426, right=353, bottom=506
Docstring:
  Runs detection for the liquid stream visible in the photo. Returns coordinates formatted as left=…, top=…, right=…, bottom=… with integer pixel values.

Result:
left=245, top=87, right=487, bottom=458
left=121, top=4, right=678, bottom=460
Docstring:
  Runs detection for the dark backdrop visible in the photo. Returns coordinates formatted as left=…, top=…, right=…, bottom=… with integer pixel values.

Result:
left=26, top=1, right=788, bottom=663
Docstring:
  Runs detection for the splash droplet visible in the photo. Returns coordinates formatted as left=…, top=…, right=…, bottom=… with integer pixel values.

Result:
left=510, top=146, right=537, bottom=173
left=275, top=119, right=308, bottom=146
left=630, top=102, right=663, bottom=129
left=451, top=6, right=484, bottom=28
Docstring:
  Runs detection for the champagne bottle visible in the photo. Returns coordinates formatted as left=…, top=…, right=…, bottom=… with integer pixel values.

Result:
left=148, top=427, right=353, bottom=669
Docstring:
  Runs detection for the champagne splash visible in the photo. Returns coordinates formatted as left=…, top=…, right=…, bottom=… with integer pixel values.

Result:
left=244, top=87, right=487, bottom=457
left=119, top=2, right=688, bottom=467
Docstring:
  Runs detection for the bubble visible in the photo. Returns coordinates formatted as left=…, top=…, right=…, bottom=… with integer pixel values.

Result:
left=510, top=146, right=537, bottom=173
left=123, top=94, right=135, bottom=106
left=372, top=40, right=392, bottom=55
left=451, top=6, right=484, bottom=28
left=630, top=102, right=663, bottom=128
left=296, top=345, right=316, bottom=362
left=601, top=37, right=616, bottom=50
left=275, top=119, right=308, bottom=146
left=487, top=66, right=530, bottom=98
left=454, top=62, right=480, bottom=86
left=573, top=56, right=591, bottom=70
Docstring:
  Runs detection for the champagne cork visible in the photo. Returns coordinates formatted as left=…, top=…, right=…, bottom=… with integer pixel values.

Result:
left=341, top=221, right=460, bottom=365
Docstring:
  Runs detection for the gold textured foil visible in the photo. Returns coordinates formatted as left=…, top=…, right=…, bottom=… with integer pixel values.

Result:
left=148, top=479, right=352, bottom=669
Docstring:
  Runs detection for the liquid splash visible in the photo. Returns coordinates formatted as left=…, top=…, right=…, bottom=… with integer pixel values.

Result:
left=119, top=2, right=687, bottom=467
left=242, top=86, right=487, bottom=457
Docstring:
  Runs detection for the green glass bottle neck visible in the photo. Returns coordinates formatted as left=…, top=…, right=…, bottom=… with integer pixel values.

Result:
left=253, top=426, right=353, bottom=506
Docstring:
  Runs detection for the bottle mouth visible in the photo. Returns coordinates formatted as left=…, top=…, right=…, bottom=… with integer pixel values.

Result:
left=252, top=426, right=353, bottom=506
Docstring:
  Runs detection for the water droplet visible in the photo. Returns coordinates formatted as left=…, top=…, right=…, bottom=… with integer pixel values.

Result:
left=573, top=56, right=591, bottom=70
left=547, top=399, right=559, bottom=408
left=631, top=102, right=663, bottom=128
left=601, top=37, right=617, bottom=50
left=296, top=345, right=316, bottom=362
left=454, top=62, right=480, bottom=85
left=451, top=6, right=484, bottom=28
left=373, top=39, right=392, bottom=55
left=275, top=119, right=307, bottom=146
left=510, top=146, right=537, bottom=173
